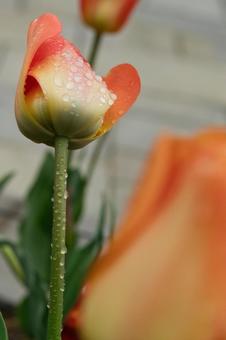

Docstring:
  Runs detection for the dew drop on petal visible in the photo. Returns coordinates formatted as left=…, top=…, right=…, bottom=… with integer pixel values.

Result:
left=100, top=97, right=106, bottom=104
left=62, top=94, right=70, bottom=102
left=66, top=81, right=74, bottom=90
left=54, top=75, right=63, bottom=87
left=74, top=75, right=81, bottom=83
left=111, top=93, right=117, bottom=101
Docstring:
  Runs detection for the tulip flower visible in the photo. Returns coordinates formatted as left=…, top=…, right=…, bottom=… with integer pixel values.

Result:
left=15, top=13, right=140, bottom=149
left=80, top=129, right=226, bottom=340
left=80, top=0, right=139, bottom=33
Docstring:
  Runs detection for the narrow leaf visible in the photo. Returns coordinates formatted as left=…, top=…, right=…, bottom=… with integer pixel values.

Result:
left=0, top=239, right=25, bottom=284
left=0, top=313, right=8, bottom=340
left=64, top=198, right=107, bottom=316
left=0, top=172, right=14, bottom=193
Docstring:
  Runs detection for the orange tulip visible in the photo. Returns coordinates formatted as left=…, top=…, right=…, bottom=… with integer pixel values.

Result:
left=80, top=129, right=226, bottom=340
left=80, top=0, right=139, bottom=33
left=15, top=13, right=140, bottom=148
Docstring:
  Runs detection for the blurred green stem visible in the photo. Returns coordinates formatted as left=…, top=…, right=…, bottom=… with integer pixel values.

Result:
left=87, top=133, right=108, bottom=181
left=89, top=31, right=103, bottom=67
left=0, top=243, right=24, bottom=284
left=47, top=137, right=69, bottom=340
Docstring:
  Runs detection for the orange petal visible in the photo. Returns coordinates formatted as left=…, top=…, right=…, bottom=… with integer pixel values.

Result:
left=15, top=13, right=62, bottom=144
left=87, top=128, right=226, bottom=281
left=97, top=63, right=141, bottom=135
left=26, top=13, right=62, bottom=71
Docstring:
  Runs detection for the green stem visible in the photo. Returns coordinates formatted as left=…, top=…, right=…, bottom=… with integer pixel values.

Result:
left=88, top=31, right=103, bottom=67
left=47, top=137, right=69, bottom=340
left=87, top=133, right=108, bottom=181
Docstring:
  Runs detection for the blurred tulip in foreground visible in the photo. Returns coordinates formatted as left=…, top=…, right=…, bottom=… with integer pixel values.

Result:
left=79, top=129, right=226, bottom=340
left=15, top=13, right=140, bottom=149
left=80, top=0, right=139, bottom=33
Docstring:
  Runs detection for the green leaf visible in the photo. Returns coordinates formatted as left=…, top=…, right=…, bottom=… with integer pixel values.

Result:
left=0, top=313, right=8, bottom=340
left=0, top=172, right=14, bottom=193
left=0, top=239, right=25, bottom=284
left=108, top=197, right=117, bottom=237
left=17, top=282, right=47, bottom=340
left=19, top=152, right=54, bottom=283
left=63, top=199, right=107, bottom=316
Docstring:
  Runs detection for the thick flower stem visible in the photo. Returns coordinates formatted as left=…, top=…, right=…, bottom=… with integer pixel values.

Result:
left=47, top=137, right=69, bottom=340
left=89, top=31, right=103, bottom=67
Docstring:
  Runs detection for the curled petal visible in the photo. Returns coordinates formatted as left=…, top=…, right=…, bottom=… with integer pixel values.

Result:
left=97, top=64, right=141, bottom=136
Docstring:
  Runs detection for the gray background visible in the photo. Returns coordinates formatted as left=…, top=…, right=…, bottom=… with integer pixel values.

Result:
left=1, top=0, right=226, bottom=301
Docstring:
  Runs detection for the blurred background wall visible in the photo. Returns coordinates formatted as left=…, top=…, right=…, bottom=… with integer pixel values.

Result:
left=1, top=0, right=226, bottom=301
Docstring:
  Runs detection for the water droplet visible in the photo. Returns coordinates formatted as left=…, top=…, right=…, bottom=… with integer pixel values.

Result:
left=60, top=274, right=64, bottom=279
left=51, top=197, right=54, bottom=202
left=66, top=81, right=74, bottom=90
left=60, top=261, right=64, bottom=266
left=100, top=87, right=106, bottom=93
left=47, top=304, right=50, bottom=309
left=95, top=75, right=102, bottom=82
left=54, top=75, right=63, bottom=87
left=64, top=191, right=68, bottom=200
left=60, top=288, right=64, bottom=292
left=63, top=50, right=73, bottom=60
left=100, top=97, right=106, bottom=104
left=62, top=94, right=70, bottom=102
left=61, top=246, right=67, bottom=255
left=111, top=93, right=117, bottom=101
left=74, top=75, right=81, bottom=83
left=76, top=56, right=84, bottom=65
left=108, top=99, right=114, bottom=105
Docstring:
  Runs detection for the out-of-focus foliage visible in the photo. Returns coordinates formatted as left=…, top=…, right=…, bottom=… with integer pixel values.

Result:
left=0, top=312, right=8, bottom=340
left=0, top=151, right=114, bottom=340
left=0, top=172, right=14, bottom=194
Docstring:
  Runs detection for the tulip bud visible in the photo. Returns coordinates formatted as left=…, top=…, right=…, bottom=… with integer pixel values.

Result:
left=80, top=129, right=226, bottom=340
left=80, top=0, right=139, bottom=33
left=15, top=13, right=140, bottom=149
